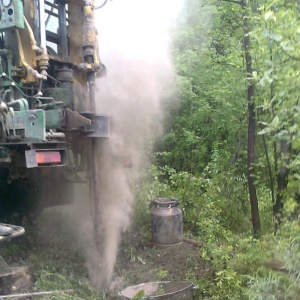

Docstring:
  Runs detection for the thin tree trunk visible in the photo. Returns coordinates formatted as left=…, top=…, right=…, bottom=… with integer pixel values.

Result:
left=270, top=51, right=278, bottom=205
left=273, top=140, right=290, bottom=226
left=242, top=0, right=261, bottom=235
left=257, top=107, right=276, bottom=205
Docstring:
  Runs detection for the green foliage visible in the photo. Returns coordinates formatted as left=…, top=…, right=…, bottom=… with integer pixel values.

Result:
left=154, top=0, right=247, bottom=176
left=156, top=268, right=169, bottom=280
left=133, top=290, right=145, bottom=300
left=196, top=232, right=274, bottom=299
left=249, top=218, right=300, bottom=300
left=158, top=145, right=253, bottom=236
left=253, top=0, right=300, bottom=207
left=132, top=162, right=274, bottom=299
left=34, top=268, right=106, bottom=300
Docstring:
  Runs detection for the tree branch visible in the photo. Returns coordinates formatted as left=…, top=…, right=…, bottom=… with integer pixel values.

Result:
left=0, top=290, right=75, bottom=299
left=221, top=0, right=242, bottom=4
left=281, top=48, right=300, bottom=61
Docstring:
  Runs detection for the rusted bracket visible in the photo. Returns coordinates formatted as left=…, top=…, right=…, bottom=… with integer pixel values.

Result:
left=81, top=113, right=110, bottom=138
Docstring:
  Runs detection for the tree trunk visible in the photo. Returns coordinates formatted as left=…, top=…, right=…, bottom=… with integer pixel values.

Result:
left=242, top=0, right=261, bottom=235
left=273, top=140, right=290, bottom=227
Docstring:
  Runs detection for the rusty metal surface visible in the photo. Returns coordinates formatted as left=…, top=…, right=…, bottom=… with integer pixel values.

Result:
left=118, top=281, right=194, bottom=300
left=151, top=198, right=183, bottom=246
left=0, top=224, right=25, bottom=242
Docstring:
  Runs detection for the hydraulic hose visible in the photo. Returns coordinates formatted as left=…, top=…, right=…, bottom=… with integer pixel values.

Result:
left=23, top=16, right=42, bottom=54
left=15, top=30, right=47, bottom=81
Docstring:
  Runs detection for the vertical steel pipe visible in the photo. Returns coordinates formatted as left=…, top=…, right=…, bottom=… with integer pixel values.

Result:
left=57, top=1, right=68, bottom=57
left=38, top=0, right=47, bottom=50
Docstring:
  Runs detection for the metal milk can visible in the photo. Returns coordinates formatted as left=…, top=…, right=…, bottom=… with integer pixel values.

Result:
left=150, top=198, right=183, bottom=246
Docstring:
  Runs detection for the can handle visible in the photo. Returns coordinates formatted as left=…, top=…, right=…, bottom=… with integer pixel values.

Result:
left=149, top=201, right=172, bottom=209
left=157, top=204, right=172, bottom=209
left=192, top=284, right=200, bottom=300
left=150, top=198, right=179, bottom=208
left=149, top=200, right=173, bottom=208
left=149, top=200, right=155, bottom=209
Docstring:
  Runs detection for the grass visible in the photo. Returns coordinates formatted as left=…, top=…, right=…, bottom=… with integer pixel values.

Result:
left=0, top=213, right=107, bottom=300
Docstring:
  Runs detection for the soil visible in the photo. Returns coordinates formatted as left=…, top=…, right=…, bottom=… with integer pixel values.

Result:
left=0, top=208, right=210, bottom=299
left=34, top=192, right=211, bottom=299
left=107, top=226, right=210, bottom=299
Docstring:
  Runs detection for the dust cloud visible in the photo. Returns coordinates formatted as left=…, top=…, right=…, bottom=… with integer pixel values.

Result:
left=77, top=0, right=183, bottom=288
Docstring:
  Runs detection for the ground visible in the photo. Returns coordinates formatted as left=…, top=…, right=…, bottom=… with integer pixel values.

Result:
left=108, top=227, right=210, bottom=299
left=0, top=208, right=210, bottom=299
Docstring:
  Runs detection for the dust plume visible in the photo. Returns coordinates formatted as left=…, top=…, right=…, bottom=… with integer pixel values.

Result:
left=79, top=0, right=183, bottom=288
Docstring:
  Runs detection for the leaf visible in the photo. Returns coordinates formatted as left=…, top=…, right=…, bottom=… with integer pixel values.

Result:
left=262, top=28, right=270, bottom=38
left=269, top=33, right=282, bottom=42
left=258, top=121, right=269, bottom=126
left=257, top=128, right=270, bottom=135
left=289, top=124, right=298, bottom=134
left=264, top=11, right=273, bottom=20
left=270, top=116, right=279, bottom=127
left=281, top=42, right=294, bottom=52
left=133, top=290, right=145, bottom=300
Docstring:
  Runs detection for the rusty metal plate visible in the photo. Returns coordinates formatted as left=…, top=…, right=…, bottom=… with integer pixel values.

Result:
left=118, top=281, right=195, bottom=300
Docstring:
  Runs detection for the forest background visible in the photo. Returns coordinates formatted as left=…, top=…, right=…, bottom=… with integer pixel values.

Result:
left=138, top=0, right=300, bottom=298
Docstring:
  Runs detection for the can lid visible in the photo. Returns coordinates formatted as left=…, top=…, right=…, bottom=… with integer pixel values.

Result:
left=154, top=198, right=178, bottom=207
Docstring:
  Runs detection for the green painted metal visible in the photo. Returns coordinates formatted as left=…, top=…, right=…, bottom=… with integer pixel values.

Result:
left=45, top=108, right=64, bottom=129
left=46, top=85, right=73, bottom=108
left=6, top=110, right=46, bottom=142
left=7, top=98, right=29, bottom=111
left=0, top=0, right=25, bottom=31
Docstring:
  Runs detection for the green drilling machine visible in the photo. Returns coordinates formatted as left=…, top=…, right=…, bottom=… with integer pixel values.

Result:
left=0, top=0, right=109, bottom=219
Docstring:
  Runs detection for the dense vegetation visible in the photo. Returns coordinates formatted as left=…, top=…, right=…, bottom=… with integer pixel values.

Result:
left=135, top=0, right=300, bottom=298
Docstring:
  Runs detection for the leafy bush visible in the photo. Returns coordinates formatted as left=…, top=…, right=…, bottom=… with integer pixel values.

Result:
left=132, top=164, right=273, bottom=299
left=249, top=218, right=300, bottom=300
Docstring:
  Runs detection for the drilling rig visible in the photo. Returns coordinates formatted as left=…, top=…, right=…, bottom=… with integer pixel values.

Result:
left=0, top=0, right=109, bottom=220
